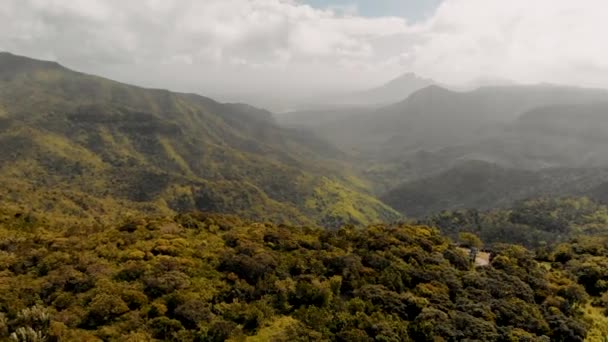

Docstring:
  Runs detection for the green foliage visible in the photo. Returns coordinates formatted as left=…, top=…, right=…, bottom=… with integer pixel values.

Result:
left=423, top=197, right=608, bottom=248
left=458, top=232, right=483, bottom=248
left=0, top=53, right=400, bottom=228
left=382, top=160, right=608, bottom=218
left=3, top=52, right=608, bottom=342
left=543, top=235, right=608, bottom=340
left=0, top=211, right=598, bottom=341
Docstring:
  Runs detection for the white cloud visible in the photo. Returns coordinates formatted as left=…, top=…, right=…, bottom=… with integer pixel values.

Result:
left=0, top=0, right=413, bottom=101
left=1, top=0, right=608, bottom=108
left=410, top=0, right=608, bottom=87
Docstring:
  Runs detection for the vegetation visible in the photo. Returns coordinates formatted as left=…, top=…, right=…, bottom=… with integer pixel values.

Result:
left=2, top=52, right=608, bottom=341
left=0, top=208, right=606, bottom=341
left=421, top=197, right=608, bottom=248
left=383, top=161, right=608, bottom=218
left=0, top=52, right=399, bottom=228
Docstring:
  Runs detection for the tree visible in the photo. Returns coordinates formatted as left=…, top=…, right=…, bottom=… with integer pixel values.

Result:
left=459, top=232, right=483, bottom=249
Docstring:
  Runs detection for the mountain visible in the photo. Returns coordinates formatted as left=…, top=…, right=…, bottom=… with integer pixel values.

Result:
left=388, top=101, right=608, bottom=177
left=0, top=52, right=400, bottom=226
left=381, top=160, right=608, bottom=217
left=276, top=73, right=434, bottom=129
left=285, top=84, right=608, bottom=196
left=344, top=72, right=435, bottom=106
left=314, top=84, right=608, bottom=156
left=502, top=102, right=608, bottom=166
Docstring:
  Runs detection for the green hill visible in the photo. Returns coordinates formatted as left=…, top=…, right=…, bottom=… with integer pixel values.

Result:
left=0, top=52, right=400, bottom=226
left=381, top=160, right=608, bottom=217
left=421, top=196, right=608, bottom=247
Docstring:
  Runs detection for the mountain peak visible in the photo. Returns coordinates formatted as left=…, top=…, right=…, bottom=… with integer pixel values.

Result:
left=346, top=72, right=435, bottom=105
left=404, top=84, right=455, bottom=102
left=386, top=72, right=429, bottom=84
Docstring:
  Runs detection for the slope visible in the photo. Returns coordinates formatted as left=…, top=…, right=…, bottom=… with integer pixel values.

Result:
left=306, top=85, right=608, bottom=193
left=0, top=52, right=400, bottom=226
left=381, top=160, right=608, bottom=217
left=315, top=84, right=608, bottom=157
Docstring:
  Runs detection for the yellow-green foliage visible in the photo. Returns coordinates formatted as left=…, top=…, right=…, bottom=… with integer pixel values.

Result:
left=584, top=305, right=608, bottom=341
left=306, top=177, right=401, bottom=227
left=236, top=316, right=298, bottom=342
left=423, top=197, right=608, bottom=248
left=544, top=235, right=608, bottom=342
left=158, top=137, right=194, bottom=176
left=0, top=53, right=403, bottom=228
left=0, top=210, right=599, bottom=341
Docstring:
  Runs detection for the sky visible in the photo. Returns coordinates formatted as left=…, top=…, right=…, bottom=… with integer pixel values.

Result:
left=302, top=0, right=443, bottom=19
left=2, top=0, right=608, bottom=109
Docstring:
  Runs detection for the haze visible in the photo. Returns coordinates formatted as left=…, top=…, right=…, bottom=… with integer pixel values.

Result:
left=3, top=0, right=608, bottom=110
left=3, top=1, right=608, bottom=340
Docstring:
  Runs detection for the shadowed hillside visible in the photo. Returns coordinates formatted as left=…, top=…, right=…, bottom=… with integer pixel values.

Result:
left=382, top=161, right=608, bottom=217
left=295, top=84, right=608, bottom=156
left=0, top=52, right=400, bottom=226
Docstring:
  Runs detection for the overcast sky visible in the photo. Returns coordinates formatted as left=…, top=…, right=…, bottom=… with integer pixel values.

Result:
left=2, top=0, right=608, bottom=108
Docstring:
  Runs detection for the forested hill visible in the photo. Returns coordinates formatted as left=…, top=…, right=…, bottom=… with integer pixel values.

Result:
left=0, top=52, right=399, bottom=227
left=421, top=196, right=608, bottom=248
left=0, top=209, right=607, bottom=341
left=382, top=160, right=608, bottom=217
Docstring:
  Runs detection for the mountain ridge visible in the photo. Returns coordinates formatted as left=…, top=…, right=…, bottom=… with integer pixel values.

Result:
left=0, top=52, right=401, bottom=226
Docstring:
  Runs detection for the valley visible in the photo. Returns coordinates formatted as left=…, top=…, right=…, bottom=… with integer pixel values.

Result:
left=0, top=52, right=607, bottom=341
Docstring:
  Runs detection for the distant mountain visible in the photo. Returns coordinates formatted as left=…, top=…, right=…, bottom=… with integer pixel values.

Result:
left=345, top=72, right=435, bottom=106
left=405, top=101, right=608, bottom=173
left=276, top=84, right=608, bottom=197
left=318, top=84, right=608, bottom=154
left=276, top=73, right=434, bottom=130
left=382, top=160, right=608, bottom=217
left=0, top=52, right=400, bottom=226
left=481, top=102, right=608, bottom=167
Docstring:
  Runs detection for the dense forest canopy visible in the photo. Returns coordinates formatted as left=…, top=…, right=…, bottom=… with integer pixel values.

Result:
left=0, top=210, right=607, bottom=341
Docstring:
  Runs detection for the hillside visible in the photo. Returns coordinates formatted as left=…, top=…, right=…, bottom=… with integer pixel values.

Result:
left=0, top=208, right=605, bottom=341
left=417, top=102, right=608, bottom=172
left=422, top=197, right=608, bottom=247
left=292, top=88, right=608, bottom=195
left=0, top=52, right=400, bottom=227
left=494, top=102, right=608, bottom=168
left=309, top=84, right=608, bottom=157
left=381, top=160, right=608, bottom=217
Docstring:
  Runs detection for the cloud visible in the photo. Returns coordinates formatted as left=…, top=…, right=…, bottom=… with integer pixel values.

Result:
left=1, top=0, right=608, bottom=107
left=410, top=0, right=608, bottom=87
left=0, top=0, right=418, bottom=102
left=0, top=0, right=412, bottom=92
